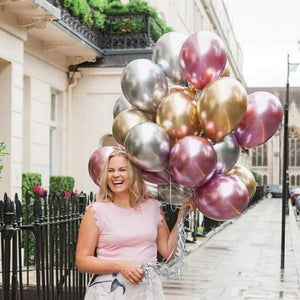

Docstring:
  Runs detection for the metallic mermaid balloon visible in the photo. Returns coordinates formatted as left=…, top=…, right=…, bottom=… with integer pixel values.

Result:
left=179, top=31, right=227, bottom=90
left=121, top=59, right=168, bottom=114
left=235, top=91, right=283, bottom=148
left=124, top=122, right=171, bottom=172
left=194, top=174, right=249, bottom=221
left=169, top=136, right=217, bottom=188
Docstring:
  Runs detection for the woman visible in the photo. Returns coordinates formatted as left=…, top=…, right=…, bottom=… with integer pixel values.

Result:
left=76, top=149, right=196, bottom=299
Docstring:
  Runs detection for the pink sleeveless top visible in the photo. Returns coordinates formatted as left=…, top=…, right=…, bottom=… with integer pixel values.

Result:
left=90, top=199, right=163, bottom=265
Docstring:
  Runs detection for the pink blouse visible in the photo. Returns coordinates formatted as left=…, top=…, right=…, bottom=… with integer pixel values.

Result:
left=90, top=199, right=163, bottom=265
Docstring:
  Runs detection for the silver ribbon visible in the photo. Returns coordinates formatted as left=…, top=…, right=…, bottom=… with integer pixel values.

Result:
left=141, top=207, right=189, bottom=281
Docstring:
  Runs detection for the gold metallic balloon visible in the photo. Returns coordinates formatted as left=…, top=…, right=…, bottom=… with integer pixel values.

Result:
left=169, top=85, right=196, bottom=98
left=112, top=109, right=150, bottom=146
left=227, top=164, right=257, bottom=201
left=221, top=62, right=230, bottom=77
left=197, top=77, right=247, bottom=141
left=156, top=91, right=201, bottom=145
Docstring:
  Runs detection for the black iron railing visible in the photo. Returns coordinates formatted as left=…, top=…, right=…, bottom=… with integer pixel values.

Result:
left=0, top=192, right=95, bottom=300
left=46, top=0, right=163, bottom=53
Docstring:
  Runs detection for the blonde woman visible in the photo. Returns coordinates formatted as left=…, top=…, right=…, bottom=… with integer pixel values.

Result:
left=76, top=149, right=195, bottom=299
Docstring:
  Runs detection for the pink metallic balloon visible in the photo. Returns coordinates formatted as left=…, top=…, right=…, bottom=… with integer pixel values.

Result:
left=179, top=31, right=227, bottom=90
left=88, top=146, right=117, bottom=186
left=141, top=169, right=171, bottom=185
left=194, top=174, right=249, bottom=221
left=235, top=91, right=283, bottom=148
left=169, top=136, right=217, bottom=188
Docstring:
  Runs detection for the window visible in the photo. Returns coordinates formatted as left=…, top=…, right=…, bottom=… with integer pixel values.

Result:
left=289, top=128, right=300, bottom=166
left=50, top=92, right=60, bottom=176
left=291, top=175, right=295, bottom=186
left=263, top=175, right=267, bottom=185
left=297, top=175, right=300, bottom=186
left=252, top=148, right=256, bottom=166
left=252, top=144, right=268, bottom=166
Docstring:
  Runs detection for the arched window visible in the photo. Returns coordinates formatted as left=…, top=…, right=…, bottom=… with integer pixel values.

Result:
left=263, top=144, right=268, bottom=165
left=252, top=148, right=256, bottom=166
left=257, top=147, right=262, bottom=165
left=252, top=144, right=268, bottom=166
left=297, top=140, right=300, bottom=166
left=289, top=128, right=300, bottom=167
left=291, top=139, right=295, bottom=166
left=101, top=134, right=118, bottom=147
left=263, top=175, right=267, bottom=185
left=291, top=175, right=295, bottom=186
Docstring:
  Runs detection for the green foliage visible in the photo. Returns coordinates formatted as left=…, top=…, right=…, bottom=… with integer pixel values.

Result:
left=251, top=170, right=261, bottom=184
left=49, top=176, right=75, bottom=195
left=0, top=141, right=9, bottom=178
left=63, top=0, right=173, bottom=40
left=22, top=173, right=42, bottom=199
left=22, top=172, right=43, bottom=265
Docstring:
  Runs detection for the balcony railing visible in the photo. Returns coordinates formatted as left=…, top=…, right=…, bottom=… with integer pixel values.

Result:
left=46, top=0, right=163, bottom=54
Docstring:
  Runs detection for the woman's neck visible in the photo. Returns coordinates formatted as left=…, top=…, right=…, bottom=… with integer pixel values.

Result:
left=112, top=194, right=131, bottom=208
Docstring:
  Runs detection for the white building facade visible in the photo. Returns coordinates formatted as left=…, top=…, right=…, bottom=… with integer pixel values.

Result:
left=0, top=0, right=249, bottom=196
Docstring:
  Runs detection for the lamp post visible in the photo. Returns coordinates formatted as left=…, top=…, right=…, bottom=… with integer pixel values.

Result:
left=281, top=54, right=300, bottom=269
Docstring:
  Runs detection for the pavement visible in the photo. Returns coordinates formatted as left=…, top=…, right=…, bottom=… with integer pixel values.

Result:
left=161, top=197, right=300, bottom=300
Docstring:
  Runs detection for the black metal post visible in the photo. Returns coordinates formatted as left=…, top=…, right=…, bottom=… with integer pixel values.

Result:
left=281, top=55, right=290, bottom=269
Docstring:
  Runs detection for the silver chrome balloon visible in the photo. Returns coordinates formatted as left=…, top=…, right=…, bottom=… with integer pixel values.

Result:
left=213, top=132, right=240, bottom=174
left=121, top=59, right=168, bottom=114
left=113, top=95, right=135, bottom=118
left=124, top=122, right=170, bottom=172
left=157, top=183, right=195, bottom=206
left=153, top=32, right=188, bottom=85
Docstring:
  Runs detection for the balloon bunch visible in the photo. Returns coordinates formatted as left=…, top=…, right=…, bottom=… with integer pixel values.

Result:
left=89, top=30, right=283, bottom=221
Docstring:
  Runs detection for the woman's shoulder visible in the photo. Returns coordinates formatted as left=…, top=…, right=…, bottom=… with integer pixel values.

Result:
left=87, top=200, right=111, bottom=210
left=142, top=198, right=162, bottom=209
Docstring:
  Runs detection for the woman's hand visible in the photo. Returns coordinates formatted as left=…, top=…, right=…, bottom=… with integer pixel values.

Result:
left=178, top=198, right=197, bottom=219
left=119, top=261, right=144, bottom=285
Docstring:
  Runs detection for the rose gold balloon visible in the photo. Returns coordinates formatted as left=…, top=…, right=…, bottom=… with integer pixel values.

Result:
left=112, top=109, right=150, bottom=146
left=194, top=174, right=249, bottom=221
left=169, top=136, right=217, bottom=188
left=234, top=91, right=283, bottom=148
left=197, top=77, right=247, bottom=141
left=227, top=164, right=257, bottom=200
left=179, top=31, right=227, bottom=90
left=88, top=146, right=118, bottom=186
left=156, top=91, right=201, bottom=145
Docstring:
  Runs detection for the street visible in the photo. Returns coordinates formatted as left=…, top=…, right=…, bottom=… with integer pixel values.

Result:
left=161, top=198, right=300, bottom=300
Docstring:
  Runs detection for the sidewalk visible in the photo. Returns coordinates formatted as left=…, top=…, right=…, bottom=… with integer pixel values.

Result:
left=161, top=198, right=300, bottom=300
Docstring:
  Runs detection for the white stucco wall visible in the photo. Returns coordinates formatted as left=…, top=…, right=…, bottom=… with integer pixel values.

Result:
left=71, top=68, right=123, bottom=194
left=23, top=52, right=68, bottom=190
left=0, top=27, right=24, bottom=197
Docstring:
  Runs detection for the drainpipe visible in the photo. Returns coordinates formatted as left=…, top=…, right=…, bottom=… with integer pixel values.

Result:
left=67, top=70, right=81, bottom=172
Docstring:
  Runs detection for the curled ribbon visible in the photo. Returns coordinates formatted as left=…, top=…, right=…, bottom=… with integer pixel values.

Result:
left=141, top=206, right=189, bottom=281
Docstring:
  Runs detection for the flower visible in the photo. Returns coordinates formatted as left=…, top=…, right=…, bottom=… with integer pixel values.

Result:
left=33, top=185, right=48, bottom=196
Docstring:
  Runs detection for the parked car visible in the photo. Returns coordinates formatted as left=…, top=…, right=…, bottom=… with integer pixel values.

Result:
left=265, top=184, right=283, bottom=198
left=290, top=187, right=300, bottom=205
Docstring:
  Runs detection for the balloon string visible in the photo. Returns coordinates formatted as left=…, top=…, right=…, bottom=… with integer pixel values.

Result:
left=141, top=207, right=189, bottom=281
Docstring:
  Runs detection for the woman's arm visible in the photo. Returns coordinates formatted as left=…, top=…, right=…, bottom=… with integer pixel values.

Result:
left=156, top=199, right=196, bottom=259
left=76, top=207, right=144, bottom=285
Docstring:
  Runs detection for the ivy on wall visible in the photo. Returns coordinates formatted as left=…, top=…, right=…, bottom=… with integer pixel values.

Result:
left=63, top=0, right=173, bottom=40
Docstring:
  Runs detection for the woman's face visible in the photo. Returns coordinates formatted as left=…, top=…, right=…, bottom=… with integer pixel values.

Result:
left=107, top=155, right=130, bottom=196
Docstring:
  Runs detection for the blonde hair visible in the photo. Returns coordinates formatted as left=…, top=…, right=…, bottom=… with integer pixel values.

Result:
left=98, top=149, right=152, bottom=207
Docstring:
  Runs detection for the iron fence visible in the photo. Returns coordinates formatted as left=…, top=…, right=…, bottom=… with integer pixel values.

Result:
left=0, top=192, right=95, bottom=300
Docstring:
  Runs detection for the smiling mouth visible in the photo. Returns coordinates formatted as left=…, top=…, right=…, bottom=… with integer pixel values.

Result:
left=113, top=180, right=124, bottom=185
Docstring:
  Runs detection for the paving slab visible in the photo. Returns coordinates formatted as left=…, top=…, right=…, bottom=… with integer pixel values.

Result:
left=161, top=198, right=300, bottom=300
